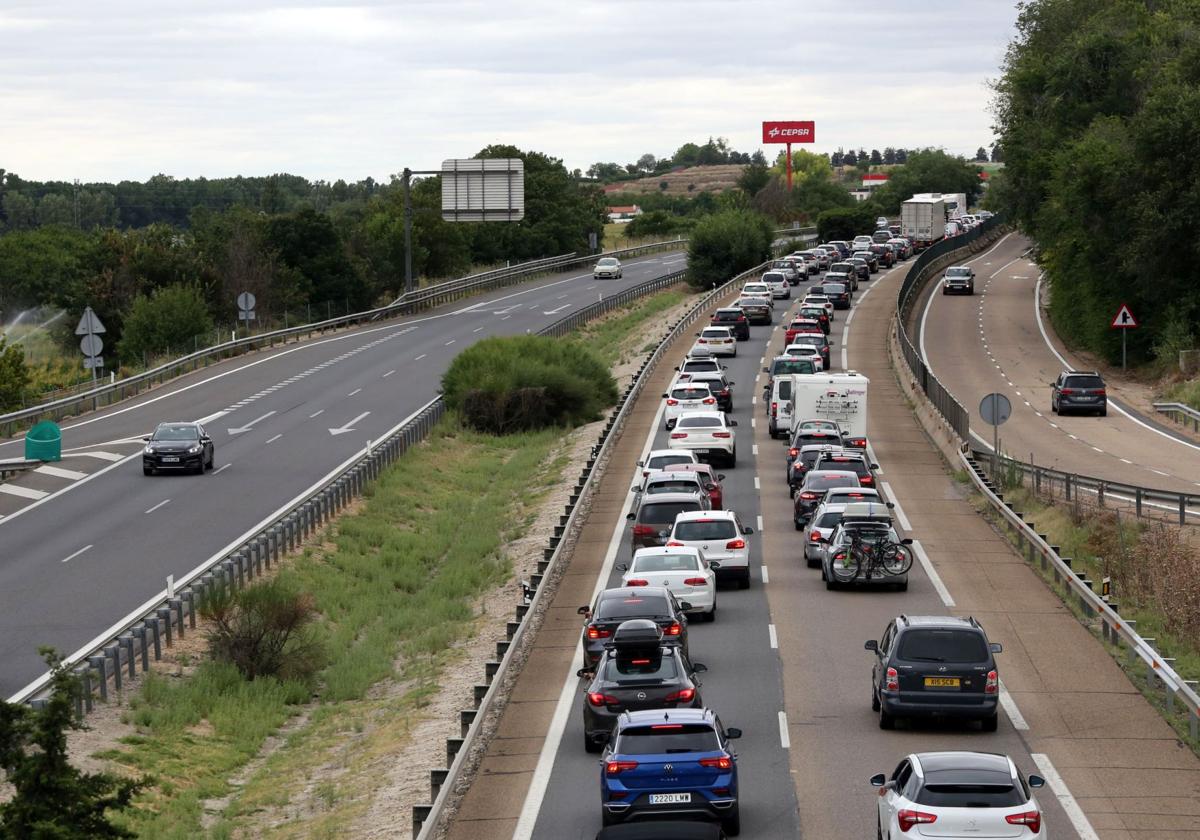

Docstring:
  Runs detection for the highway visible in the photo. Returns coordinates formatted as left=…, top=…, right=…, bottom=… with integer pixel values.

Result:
left=916, top=233, right=1200, bottom=495
left=449, top=244, right=1200, bottom=838
left=0, top=251, right=687, bottom=699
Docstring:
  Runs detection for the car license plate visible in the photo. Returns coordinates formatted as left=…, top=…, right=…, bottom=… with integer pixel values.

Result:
left=924, top=677, right=960, bottom=688
left=161, top=456, right=179, bottom=463
left=692, top=449, right=710, bottom=455
left=649, top=793, right=691, bottom=805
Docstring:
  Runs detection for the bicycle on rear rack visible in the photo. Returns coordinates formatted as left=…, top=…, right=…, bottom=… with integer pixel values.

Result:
left=829, top=530, right=914, bottom=584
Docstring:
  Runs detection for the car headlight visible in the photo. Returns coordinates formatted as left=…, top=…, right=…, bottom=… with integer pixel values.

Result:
left=187, top=444, right=202, bottom=454
left=144, top=445, right=154, bottom=455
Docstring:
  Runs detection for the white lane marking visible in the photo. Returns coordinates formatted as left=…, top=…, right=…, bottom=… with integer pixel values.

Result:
left=756, top=514, right=764, bottom=531
left=768, top=624, right=778, bottom=649
left=474, top=326, right=484, bottom=333
left=911, top=539, right=955, bottom=607
left=197, top=410, right=229, bottom=425
left=778, top=711, right=791, bottom=749
left=445, top=339, right=456, bottom=346
left=880, top=481, right=911, bottom=532
left=751, top=417, right=756, bottom=429
left=227, top=410, right=276, bottom=435
left=144, top=499, right=171, bottom=515
left=0, top=484, right=49, bottom=500
left=998, top=680, right=1029, bottom=730
left=414, top=353, right=427, bottom=360
left=512, top=394, right=671, bottom=839
left=61, top=544, right=93, bottom=563
left=1120, top=458, right=1132, bottom=464
left=1031, top=754, right=1101, bottom=840
left=309, top=410, right=325, bottom=418
left=501, top=315, right=511, bottom=320
left=0, top=452, right=138, bottom=527
left=761, top=564, right=769, bottom=584
left=1091, top=446, right=1103, bottom=453
left=265, top=433, right=283, bottom=444
left=34, top=465, right=87, bottom=480
left=347, top=388, right=362, bottom=397
left=557, top=293, right=569, bottom=300
left=1151, top=468, right=1169, bottom=476
left=751, top=444, right=759, bottom=456
left=754, top=476, right=761, bottom=491
left=543, top=304, right=570, bottom=315
left=382, top=369, right=396, bottom=377
left=212, top=463, right=231, bottom=476
left=75, top=451, right=124, bottom=462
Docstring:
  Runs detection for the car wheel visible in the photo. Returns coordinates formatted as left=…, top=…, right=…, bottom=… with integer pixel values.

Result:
left=193, top=460, right=204, bottom=475
left=143, top=466, right=153, bottom=476
left=737, top=574, right=750, bottom=590
left=584, top=733, right=602, bottom=753
left=726, top=449, right=736, bottom=468
left=206, top=451, right=214, bottom=470
left=981, top=713, right=999, bottom=733
left=601, top=810, right=618, bottom=827
left=1050, top=400, right=1057, bottom=414
left=877, top=817, right=884, bottom=840
left=794, top=520, right=803, bottom=531
left=806, top=555, right=820, bottom=569
left=705, top=602, right=717, bottom=622
left=1100, top=406, right=1108, bottom=417
left=825, top=577, right=837, bottom=591
left=879, top=707, right=896, bottom=730
left=871, top=685, right=881, bottom=712
left=722, top=808, right=741, bottom=836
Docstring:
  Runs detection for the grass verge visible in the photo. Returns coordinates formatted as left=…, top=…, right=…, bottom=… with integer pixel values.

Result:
left=1162, top=378, right=1200, bottom=413
left=569, top=288, right=691, bottom=367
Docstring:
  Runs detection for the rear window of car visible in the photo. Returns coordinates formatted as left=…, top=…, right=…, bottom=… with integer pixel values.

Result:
left=771, top=359, right=817, bottom=375
left=714, top=309, right=741, bottom=319
left=795, top=432, right=840, bottom=447
left=616, top=725, right=720, bottom=755
left=648, top=454, right=693, bottom=470
left=701, top=328, right=730, bottom=338
left=776, top=380, right=793, bottom=401
left=1065, top=375, right=1105, bottom=389
left=807, top=474, right=860, bottom=490
left=632, top=553, right=701, bottom=573
left=799, top=309, right=825, bottom=320
left=815, top=511, right=843, bottom=529
left=604, top=654, right=679, bottom=684
left=914, top=782, right=1025, bottom=808
left=647, top=480, right=700, bottom=495
left=673, top=519, right=737, bottom=541
left=798, top=450, right=824, bottom=469
left=678, top=416, right=721, bottom=428
left=597, top=594, right=671, bottom=619
left=672, top=387, right=710, bottom=400
left=896, top=629, right=989, bottom=663
left=820, top=457, right=869, bottom=477
left=638, top=501, right=700, bottom=525
left=822, top=284, right=846, bottom=295
left=790, top=335, right=826, bottom=348
left=762, top=273, right=786, bottom=283
left=681, top=361, right=718, bottom=372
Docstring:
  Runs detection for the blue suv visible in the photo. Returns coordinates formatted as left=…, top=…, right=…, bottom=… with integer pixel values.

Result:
left=600, top=708, right=742, bottom=835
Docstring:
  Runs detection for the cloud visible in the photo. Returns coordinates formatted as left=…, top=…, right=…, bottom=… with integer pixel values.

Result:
left=1, top=0, right=1018, bottom=181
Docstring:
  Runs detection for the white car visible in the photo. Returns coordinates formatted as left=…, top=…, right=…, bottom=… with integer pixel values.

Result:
left=875, top=216, right=889, bottom=229
left=691, top=326, right=737, bottom=357
left=668, top=411, right=738, bottom=466
left=673, top=356, right=724, bottom=382
left=617, top=546, right=717, bottom=620
left=662, top=382, right=718, bottom=429
left=853, top=235, right=873, bottom=251
left=783, top=343, right=824, bottom=371
left=667, top=510, right=754, bottom=590
left=872, top=752, right=1046, bottom=840
left=593, top=257, right=622, bottom=279
left=801, top=295, right=835, bottom=318
left=638, top=448, right=698, bottom=478
left=741, top=282, right=774, bottom=304
left=761, top=271, right=791, bottom=299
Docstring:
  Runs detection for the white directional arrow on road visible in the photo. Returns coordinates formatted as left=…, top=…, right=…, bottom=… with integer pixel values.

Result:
left=543, top=304, right=571, bottom=315
left=329, top=411, right=371, bottom=436
left=227, top=411, right=276, bottom=434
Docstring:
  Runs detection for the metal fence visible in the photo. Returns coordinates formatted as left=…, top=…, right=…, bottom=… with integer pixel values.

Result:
left=1153, top=401, right=1200, bottom=434
left=895, top=217, right=1007, bottom=440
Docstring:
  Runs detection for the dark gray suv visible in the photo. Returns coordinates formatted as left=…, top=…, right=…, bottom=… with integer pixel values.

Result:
left=1050, top=370, right=1107, bottom=416
left=865, top=615, right=1003, bottom=731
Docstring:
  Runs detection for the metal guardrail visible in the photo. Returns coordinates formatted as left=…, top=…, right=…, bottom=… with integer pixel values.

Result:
left=961, top=448, right=1200, bottom=740
left=412, top=259, right=771, bottom=839
left=970, top=446, right=1200, bottom=526
left=1153, top=401, right=1200, bottom=433
left=0, top=239, right=693, bottom=439
left=895, top=217, right=1007, bottom=440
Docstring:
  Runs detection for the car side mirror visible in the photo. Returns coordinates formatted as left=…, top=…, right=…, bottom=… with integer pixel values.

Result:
left=661, top=393, right=669, bottom=399
left=717, top=474, right=726, bottom=481
left=636, top=460, right=645, bottom=467
left=726, top=727, right=742, bottom=740
left=870, top=464, right=879, bottom=470
left=615, top=563, right=627, bottom=572
left=693, top=663, right=708, bottom=673
left=1028, top=774, right=1045, bottom=789
left=900, top=538, right=913, bottom=546
left=742, top=527, right=754, bottom=535
left=626, top=512, right=636, bottom=521
left=658, top=530, right=670, bottom=538
left=762, top=367, right=769, bottom=373
left=869, top=773, right=886, bottom=787
left=728, top=420, right=738, bottom=426
left=142, top=436, right=151, bottom=442
left=674, top=366, right=680, bottom=371
left=577, top=606, right=591, bottom=616
left=990, top=642, right=1004, bottom=654
left=864, top=640, right=878, bottom=652
left=631, top=486, right=641, bottom=493
left=576, top=668, right=594, bottom=679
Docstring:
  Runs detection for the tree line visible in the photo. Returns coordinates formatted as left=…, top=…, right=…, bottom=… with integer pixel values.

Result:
left=991, top=0, right=1200, bottom=366
left=586, top=137, right=768, bottom=182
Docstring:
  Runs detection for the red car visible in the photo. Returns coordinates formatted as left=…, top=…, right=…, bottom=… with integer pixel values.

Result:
left=785, top=319, right=825, bottom=345
left=660, top=463, right=726, bottom=509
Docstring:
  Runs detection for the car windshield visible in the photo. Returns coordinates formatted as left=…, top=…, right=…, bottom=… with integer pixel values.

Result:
left=914, top=782, right=1026, bottom=808
left=945, top=268, right=971, bottom=278
left=1065, top=375, right=1105, bottom=389
left=152, top=425, right=199, bottom=441
left=771, top=359, right=817, bottom=375
left=647, top=480, right=700, bottom=495
left=596, top=595, right=671, bottom=620
left=673, top=519, right=737, bottom=541
left=597, top=258, right=618, bottom=267
left=678, top=416, right=721, bottom=428
left=616, top=725, right=721, bottom=755
left=633, top=554, right=701, bottom=573
left=603, top=654, right=679, bottom=684
left=638, top=502, right=699, bottom=525
left=896, top=629, right=989, bottom=662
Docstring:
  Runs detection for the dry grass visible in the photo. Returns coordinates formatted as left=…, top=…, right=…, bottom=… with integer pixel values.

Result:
left=604, top=165, right=745, bottom=196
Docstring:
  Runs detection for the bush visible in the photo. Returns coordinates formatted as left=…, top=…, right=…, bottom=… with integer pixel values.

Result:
left=116, top=283, right=213, bottom=364
left=817, top=205, right=877, bottom=242
left=441, top=335, right=617, bottom=433
left=0, top=336, right=30, bottom=411
left=625, top=210, right=685, bottom=239
left=684, top=210, right=773, bottom=291
left=201, top=578, right=326, bottom=683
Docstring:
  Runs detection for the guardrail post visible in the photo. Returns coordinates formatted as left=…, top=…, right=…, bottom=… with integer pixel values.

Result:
left=1180, top=497, right=1187, bottom=526
left=104, top=645, right=122, bottom=691
left=1065, top=474, right=1072, bottom=501
left=133, top=626, right=149, bottom=670
left=1097, top=483, right=1105, bottom=508
left=157, top=607, right=173, bottom=647
left=89, top=655, right=108, bottom=702
left=412, top=805, right=432, bottom=837
left=169, top=598, right=185, bottom=637
left=76, top=666, right=93, bottom=714
left=1135, top=488, right=1143, bottom=517
left=182, top=590, right=197, bottom=629
left=119, top=636, right=136, bottom=681
left=146, top=617, right=162, bottom=660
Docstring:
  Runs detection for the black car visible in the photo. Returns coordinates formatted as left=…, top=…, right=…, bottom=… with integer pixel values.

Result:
left=784, top=425, right=845, bottom=479
left=579, top=588, right=692, bottom=669
left=578, top=620, right=706, bottom=752
left=819, top=282, right=851, bottom=310
left=710, top=307, right=750, bottom=341
left=735, top=296, right=772, bottom=325
left=853, top=250, right=879, bottom=272
left=793, top=470, right=860, bottom=526
left=687, top=372, right=734, bottom=413
left=868, top=243, right=895, bottom=268
left=1051, top=370, right=1108, bottom=416
left=845, top=258, right=871, bottom=284
left=786, top=445, right=832, bottom=494
left=865, top=615, right=1003, bottom=731
left=827, top=263, right=859, bottom=290
left=142, top=421, right=214, bottom=475
left=813, top=449, right=878, bottom=489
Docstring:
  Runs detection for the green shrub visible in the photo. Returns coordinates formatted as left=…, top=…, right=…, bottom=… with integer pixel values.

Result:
left=116, top=284, right=213, bottom=364
left=0, top=336, right=30, bottom=410
left=200, top=578, right=326, bottom=683
left=441, top=335, right=617, bottom=433
left=684, top=210, right=773, bottom=291
left=817, top=205, right=876, bottom=242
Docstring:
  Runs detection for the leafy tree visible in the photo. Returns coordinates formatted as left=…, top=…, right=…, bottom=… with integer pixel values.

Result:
left=817, top=205, right=876, bottom=242
left=990, top=143, right=1004, bottom=162
left=750, top=150, right=767, bottom=166
left=870, top=149, right=883, bottom=165
left=0, top=336, right=30, bottom=410
left=117, top=283, right=214, bottom=362
left=895, top=148, right=908, bottom=164
left=672, top=143, right=702, bottom=167
left=624, top=210, right=692, bottom=238
left=869, top=149, right=983, bottom=213
left=974, top=147, right=989, bottom=162
left=265, top=208, right=367, bottom=309
left=0, top=649, right=142, bottom=837
left=0, top=226, right=94, bottom=312
left=636, top=153, right=657, bottom=173
left=842, top=149, right=858, bottom=166
left=830, top=149, right=844, bottom=167
left=883, top=147, right=897, bottom=165
left=737, top=163, right=772, bottom=197
left=1, top=193, right=37, bottom=231
left=685, top=210, right=773, bottom=290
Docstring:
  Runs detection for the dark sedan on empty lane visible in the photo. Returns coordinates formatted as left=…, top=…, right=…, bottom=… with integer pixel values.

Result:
left=142, top=421, right=214, bottom=475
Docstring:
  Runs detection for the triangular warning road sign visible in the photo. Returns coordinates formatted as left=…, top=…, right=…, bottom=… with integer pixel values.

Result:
left=74, top=306, right=106, bottom=335
left=1111, top=304, right=1138, bottom=329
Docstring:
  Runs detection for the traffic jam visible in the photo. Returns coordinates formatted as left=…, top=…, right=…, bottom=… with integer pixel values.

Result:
left=571, top=224, right=1048, bottom=840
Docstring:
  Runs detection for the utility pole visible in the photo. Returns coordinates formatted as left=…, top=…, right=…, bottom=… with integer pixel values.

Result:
left=72, top=178, right=81, bottom=229
left=403, top=168, right=414, bottom=296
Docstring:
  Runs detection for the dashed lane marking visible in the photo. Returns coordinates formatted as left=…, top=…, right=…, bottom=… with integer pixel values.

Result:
left=34, top=465, right=87, bottom=480
left=0, top=484, right=48, bottom=500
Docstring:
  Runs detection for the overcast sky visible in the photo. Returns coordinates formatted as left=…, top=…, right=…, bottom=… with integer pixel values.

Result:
left=1, top=1, right=1019, bottom=183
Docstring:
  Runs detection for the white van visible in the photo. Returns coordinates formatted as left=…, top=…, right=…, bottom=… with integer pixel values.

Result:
left=768, top=375, right=796, bottom=438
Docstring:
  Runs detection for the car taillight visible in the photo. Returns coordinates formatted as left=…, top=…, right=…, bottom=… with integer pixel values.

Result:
left=713, top=431, right=731, bottom=438
left=666, top=539, right=685, bottom=547
left=702, top=397, right=716, bottom=405
left=588, top=692, right=617, bottom=706
left=886, top=667, right=899, bottom=691
left=697, top=338, right=707, bottom=343
left=606, top=760, right=638, bottom=775
left=847, top=437, right=866, bottom=448
left=632, top=525, right=654, bottom=537
left=587, top=627, right=612, bottom=640
left=665, top=687, right=696, bottom=703
left=699, top=755, right=733, bottom=770
left=671, top=432, right=687, bottom=439
left=1096, top=389, right=1107, bottom=397
left=861, top=476, right=874, bottom=486
left=738, top=316, right=746, bottom=321
left=626, top=579, right=649, bottom=587
left=809, top=531, right=822, bottom=542
left=666, top=398, right=678, bottom=405
left=800, top=492, right=819, bottom=500
left=683, top=577, right=707, bottom=586
left=897, top=809, right=937, bottom=832
left=725, top=539, right=746, bottom=550
left=1060, top=388, right=1076, bottom=395
left=985, top=669, right=998, bottom=694
left=663, top=622, right=682, bottom=636
left=771, top=401, right=778, bottom=416
left=789, top=448, right=799, bottom=457
left=1006, top=811, right=1041, bottom=832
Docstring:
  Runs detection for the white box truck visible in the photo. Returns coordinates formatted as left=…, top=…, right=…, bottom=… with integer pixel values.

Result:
left=940, top=193, right=967, bottom=219
left=901, top=196, right=945, bottom=251
left=785, top=372, right=869, bottom=447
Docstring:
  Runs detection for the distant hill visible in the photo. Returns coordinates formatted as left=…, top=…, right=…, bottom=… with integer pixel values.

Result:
left=602, top=164, right=745, bottom=197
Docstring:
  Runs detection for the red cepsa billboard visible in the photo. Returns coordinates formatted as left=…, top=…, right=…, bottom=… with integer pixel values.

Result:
left=762, top=121, right=815, bottom=144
